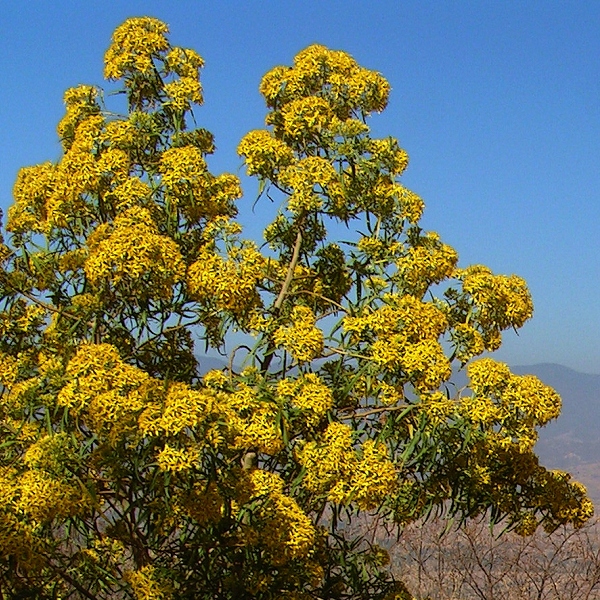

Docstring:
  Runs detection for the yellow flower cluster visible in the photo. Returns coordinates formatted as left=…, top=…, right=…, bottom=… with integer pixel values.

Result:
left=459, top=394, right=500, bottom=426
left=396, top=185, right=425, bottom=224
left=164, top=72, right=203, bottom=112
left=85, top=206, right=185, bottom=299
left=0, top=302, right=46, bottom=340
left=259, top=44, right=390, bottom=118
left=273, top=305, right=324, bottom=363
left=357, top=235, right=401, bottom=262
left=96, top=147, right=130, bottom=181
left=159, top=145, right=207, bottom=192
left=102, top=118, right=137, bottom=148
left=375, top=380, right=404, bottom=406
left=279, top=96, right=335, bottom=139
left=57, top=343, right=156, bottom=442
left=104, top=17, right=170, bottom=79
left=156, top=444, right=198, bottom=472
left=0, top=468, right=40, bottom=565
left=419, top=391, right=456, bottom=427
left=125, top=564, right=172, bottom=600
left=277, top=373, right=333, bottom=424
left=535, top=470, right=595, bottom=530
left=237, top=129, right=294, bottom=178
left=47, top=116, right=105, bottom=224
left=248, top=469, right=316, bottom=565
left=11, top=112, right=109, bottom=233
left=344, top=295, right=450, bottom=389
left=109, top=177, right=152, bottom=212
left=368, top=138, right=410, bottom=176
left=165, top=47, right=204, bottom=77
left=459, top=265, right=534, bottom=349
left=382, top=338, right=451, bottom=391
left=165, top=46, right=206, bottom=111
left=227, top=382, right=283, bottom=455
left=450, top=322, right=486, bottom=363
left=139, top=382, right=212, bottom=437
left=197, top=173, right=242, bottom=222
left=17, top=470, right=88, bottom=523
left=467, top=358, right=511, bottom=393
left=394, top=233, right=458, bottom=296
left=22, top=432, right=75, bottom=474
left=187, top=244, right=265, bottom=316
left=298, top=422, right=397, bottom=509
left=8, top=162, right=55, bottom=234
left=505, top=374, right=562, bottom=425
left=56, top=85, right=101, bottom=147
left=278, top=156, right=343, bottom=213
left=460, top=358, right=562, bottom=450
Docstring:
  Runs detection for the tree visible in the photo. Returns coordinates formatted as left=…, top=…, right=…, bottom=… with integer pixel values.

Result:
left=0, top=16, right=592, bottom=599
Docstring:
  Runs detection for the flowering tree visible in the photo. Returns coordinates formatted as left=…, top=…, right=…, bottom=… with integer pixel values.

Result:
left=0, top=17, right=592, bottom=599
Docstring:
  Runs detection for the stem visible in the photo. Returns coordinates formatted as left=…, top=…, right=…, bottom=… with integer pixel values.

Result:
left=274, top=226, right=303, bottom=312
left=260, top=223, right=304, bottom=373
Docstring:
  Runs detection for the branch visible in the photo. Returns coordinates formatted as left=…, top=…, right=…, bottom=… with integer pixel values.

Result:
left=260, top=222, right=304, bottom=373
left=0, top=271, right=78, bottom=320
left=274, top=226, right=303, bottom=312
left=340, top=403, right=411, bottom=419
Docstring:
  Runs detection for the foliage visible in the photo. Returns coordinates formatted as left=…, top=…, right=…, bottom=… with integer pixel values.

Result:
left=0, top=16, right=592, bottom=599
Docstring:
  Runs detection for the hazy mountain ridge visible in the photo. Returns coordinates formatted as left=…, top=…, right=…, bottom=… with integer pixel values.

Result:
left=512, top=363, right=600, bottom=506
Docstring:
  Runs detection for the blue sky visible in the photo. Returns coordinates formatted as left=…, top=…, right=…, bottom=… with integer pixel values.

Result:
left=1, top=2, right=599, bottom=373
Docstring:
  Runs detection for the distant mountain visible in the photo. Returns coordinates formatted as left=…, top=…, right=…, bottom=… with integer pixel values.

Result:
left=513, top=363, right=600, bottom=443
left=197, top=355, right=229, bottom=374
left=511, top=364, right=600, bottom=506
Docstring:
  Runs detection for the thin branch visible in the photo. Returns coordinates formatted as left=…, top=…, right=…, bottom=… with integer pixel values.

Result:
left=274, top=226, right=303, bottom=312
left=260, top=222, right=304, bottom=373
left=340, top=403, right=411, bottom=419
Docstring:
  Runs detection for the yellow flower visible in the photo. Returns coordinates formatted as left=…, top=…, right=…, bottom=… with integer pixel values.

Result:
left=159, top=146, right=207, bottom=190
left=104, top=17, right=169, bottom=80
left=238, top=129, right=294, bottom=178
left=187, top=244, right=264, bottom=316
left=164, top=76, right=203, bottom=111
left=85, top=206, right=185, bottom=299
left=277, top=373, right=333, bottom=423
left=57, top=343, right=158, bottom=442
left=56, top=85, right=101, bottom=147
left=110, top=177, right=152, bottom=211
left=280, top=96, right=335, bottom=139
left=278, top=156, right=340, bottom=213
left=467, top=358, right=511, bottom=394
left=165, top=47, right=204, bottom=77
left=273, top=305, right=324, bottom=363
left=156, top=445, right=197, bottom=472
left=420, top=391, right=456, bottom=426
left=395, top=233, right=458, bottom=296
left=154, top=382, right=213, bottom=436
left=459, top=265, right=534, bottom=336
left=349, top=440, right=398, bottom=510
left=8, top=162, right=56, bottom=234
left=227, top=383, right=283, bottom=455
left=17, top=470, right=89, bottom=523
left=248, top=470, right=316, bottom=564
left=125, top=564, right=172, bottom=600
left=260, top=44, right=390, bottom=118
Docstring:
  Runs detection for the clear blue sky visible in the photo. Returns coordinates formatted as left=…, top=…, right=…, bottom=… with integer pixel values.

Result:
left=2, top=2, right=599, bottom=373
